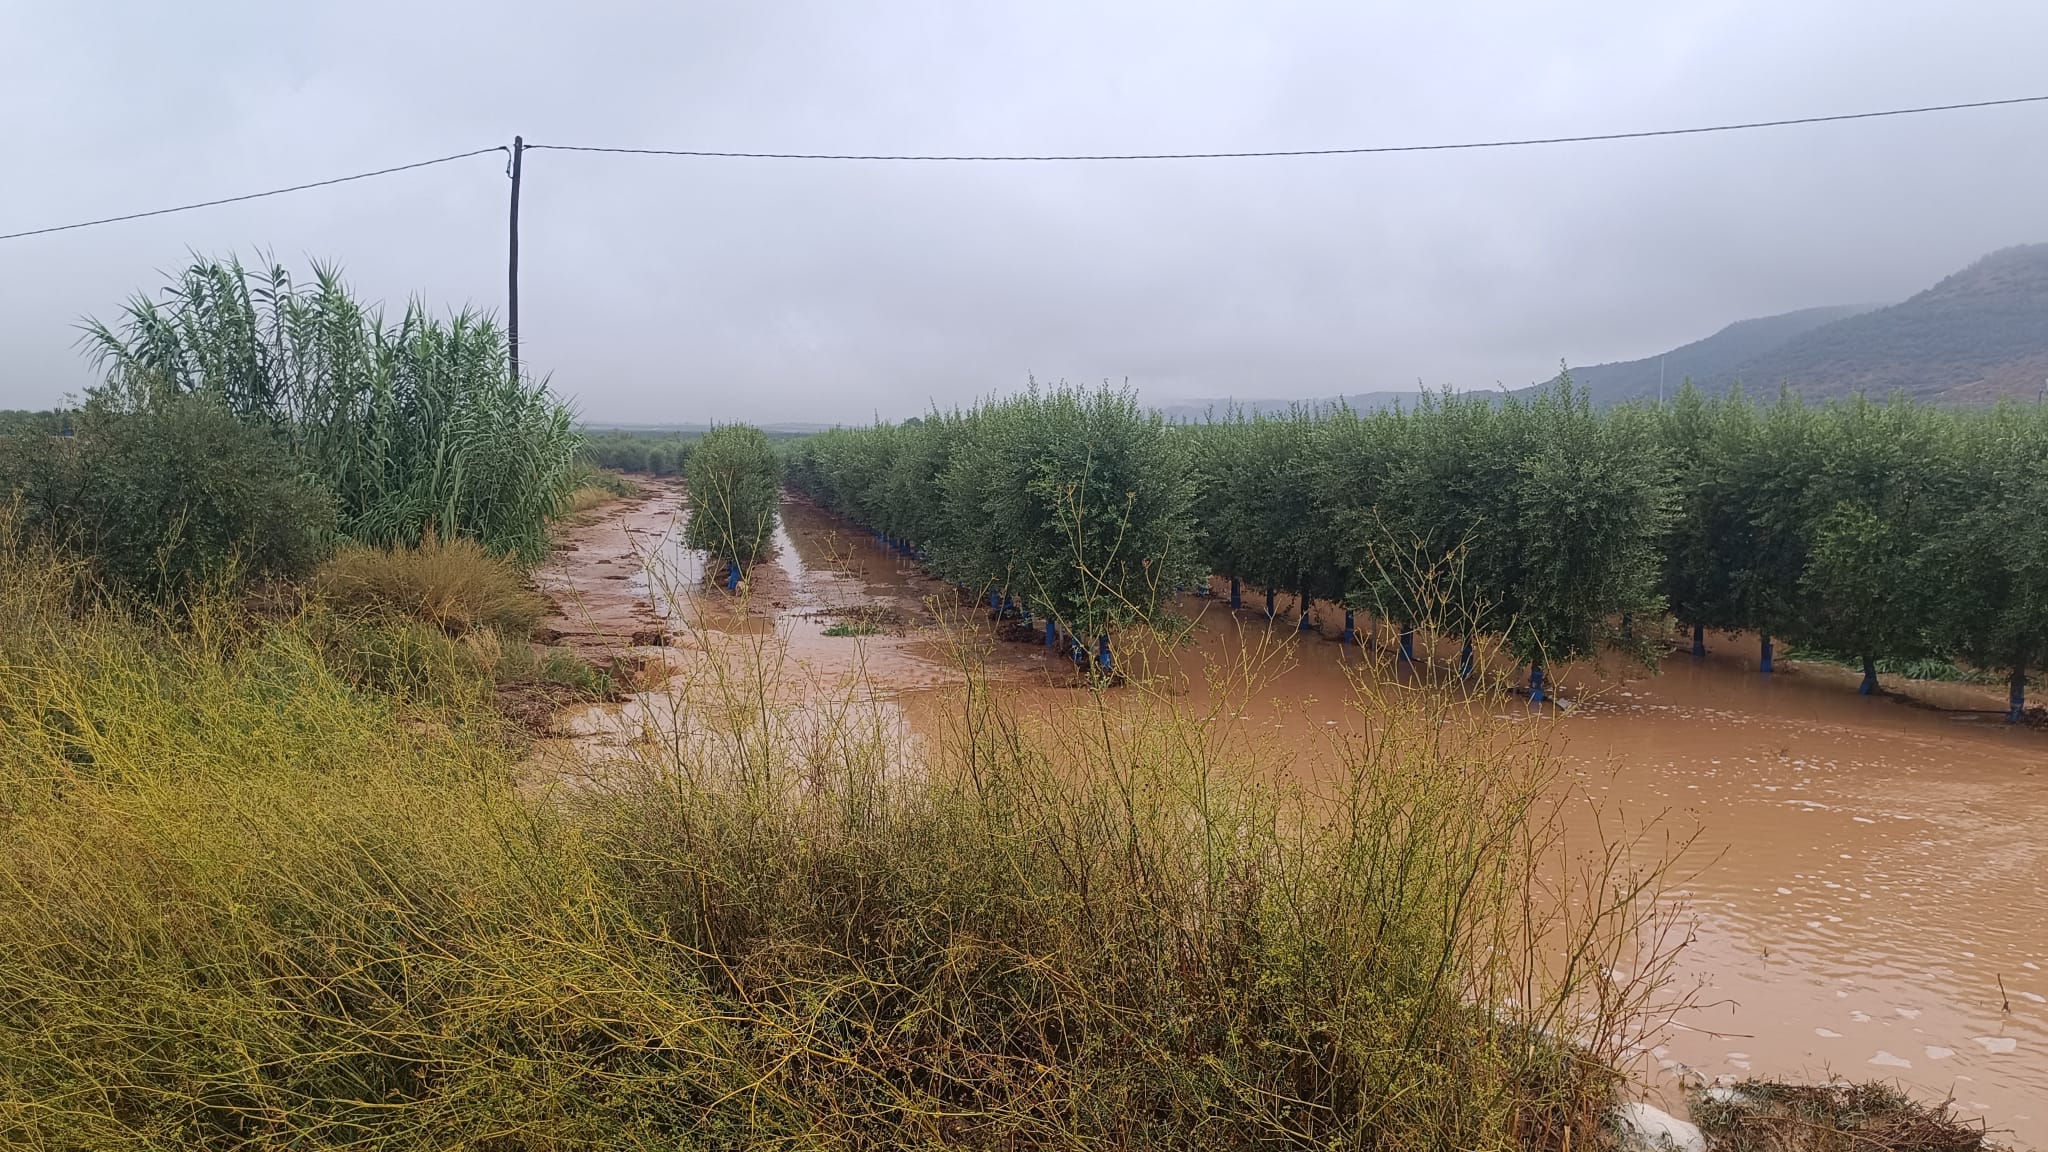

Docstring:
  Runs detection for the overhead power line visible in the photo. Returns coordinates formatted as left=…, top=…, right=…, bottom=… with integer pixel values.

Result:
left=527, top=94, right=2048, bottom=162
left=0, top=146, right=507, bottom=243
left=4, top=94, right=2045, bottom=243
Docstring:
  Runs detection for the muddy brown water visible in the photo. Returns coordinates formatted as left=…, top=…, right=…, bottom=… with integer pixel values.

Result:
left=545, top=489, right=2048, bottom=1145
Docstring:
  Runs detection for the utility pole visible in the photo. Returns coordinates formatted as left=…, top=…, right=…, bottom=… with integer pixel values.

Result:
left=507, top=135, right=524, bottom=382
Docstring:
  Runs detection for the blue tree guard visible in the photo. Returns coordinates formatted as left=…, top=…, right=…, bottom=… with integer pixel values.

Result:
left=1342, top=609, right=1356, bottom=645
left=989, top=590, right=1002, bottom=613
left=1002, top=593, right=1016, bottom=618
left=1044, top=618, right=1058, bottom=647
left=1621, top=613, right=1633, bottom=639
left=1529, top=663, right=1547, bottom=703
left=1071, top=638, right=1088, bottom=666
left=725, top=561, right=739, bottom=592
left=1459, top=639, right=1475, bottom=679
left=1230, top=577, right=1242, bottom=610
left=1265, top=588, right=1276, bottom=620
left=1097, top=635, right=1113, bottom=674
left=2011, top=671, right=2027, bottom=724
left=1760, top=634, right=1774, bottom=675
left=1298, top=598, right=1313, bottom=631
left=1399, top=628, right=1416, bottom=663
left=1859, top=656, right=1878, bottom=696
left=1691, top=623, right=1706, bottom=658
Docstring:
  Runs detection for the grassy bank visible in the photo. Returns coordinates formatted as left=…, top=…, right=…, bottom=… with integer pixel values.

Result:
left=0, top=526, right=1684, bottom=1148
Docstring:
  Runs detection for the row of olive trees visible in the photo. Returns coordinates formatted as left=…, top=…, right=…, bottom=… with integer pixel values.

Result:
left=1191, top=384, right=1670, bottom=699
left=80, top=254, right=581, bottom=562
left=1659, top=387, right=2048, bottom=719
left=785, top=379, right=2046, bottom=715
left=785, top=387, right=1202, bottom=661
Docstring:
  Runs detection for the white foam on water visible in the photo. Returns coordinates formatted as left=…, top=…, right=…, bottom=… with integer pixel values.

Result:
left=1776, top=886, right=1794, bottom=895
left=2019, top=991, right=2046, bottom=1004
left=1925, top=1046, right=1955, bottom=1060
left=1850, top=1011, right=1872, bottom=1022
left=1895, top=1007, right=1922, bottom=1019
left=1815, top=1028, right=1843, bottom=1038
left=1868, top=1050, right=1912, bottom=1068
left=1972, top=1036, right=2018, bottom=1054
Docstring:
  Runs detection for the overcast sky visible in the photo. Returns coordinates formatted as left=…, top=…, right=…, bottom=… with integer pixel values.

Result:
left=3, top=2, right=2045, bottom=423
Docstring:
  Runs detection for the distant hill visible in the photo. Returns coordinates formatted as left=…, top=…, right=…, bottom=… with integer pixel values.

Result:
left=1552, top=243, right=2048, bottom=405
left=1732, top=244, right=2048, bottom=403
left=1551, top=305, right=1876, bottom=405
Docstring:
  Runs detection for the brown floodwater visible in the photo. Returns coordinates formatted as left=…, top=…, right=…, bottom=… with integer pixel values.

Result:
left=551, top=491, right=2048, bottom=1146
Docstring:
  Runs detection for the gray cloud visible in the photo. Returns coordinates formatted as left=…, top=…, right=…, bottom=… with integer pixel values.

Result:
left=4, top=1, right=2046, bottom=423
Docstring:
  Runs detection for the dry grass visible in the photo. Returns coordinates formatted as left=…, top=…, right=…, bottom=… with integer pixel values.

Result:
left=312, top=532, right=540, bottom=637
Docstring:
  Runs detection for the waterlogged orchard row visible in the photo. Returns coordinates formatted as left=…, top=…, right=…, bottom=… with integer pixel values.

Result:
left=779, top=384, right=2048, bottom=712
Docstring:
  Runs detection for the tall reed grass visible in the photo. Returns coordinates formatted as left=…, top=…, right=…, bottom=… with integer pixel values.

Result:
left=80, top=254, right=581, bottom=561
left=0, top=519, right=1683, bottom=1148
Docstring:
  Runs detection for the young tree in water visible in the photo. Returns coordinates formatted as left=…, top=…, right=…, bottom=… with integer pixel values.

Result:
left=1501, top=380, right=1671, bottom=696
left=1186, top=414, right=1258, bottom=608
left=1234, top=410, right=1341, bottom=624
left=1927, top=403, right=2048, bottom=721
left=683, top=424, right=781, bottom=581
left=1726, top=392, right=1822, bottom=672
left=1332, top=392, right=1514, bottom=660
left=1659, top=384, right=1759, bottom=657
left=1793, top=397, right=1947, bottom=694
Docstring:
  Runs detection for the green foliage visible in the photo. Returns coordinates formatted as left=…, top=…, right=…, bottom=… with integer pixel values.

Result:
left=683, top=424, right=781, bottom=570
left=789, top=384, right=2048, bottom=699
left=1926, top=402, right=2048, bottom=691
left=791, top=386, right=1201, bottom=638
left=79, top=254, right=580, bottom=562
left=1, top=394, right=332, bottom=598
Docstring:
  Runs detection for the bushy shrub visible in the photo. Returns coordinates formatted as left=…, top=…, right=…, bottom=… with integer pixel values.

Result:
left=1, top=394, right=333, bottom=598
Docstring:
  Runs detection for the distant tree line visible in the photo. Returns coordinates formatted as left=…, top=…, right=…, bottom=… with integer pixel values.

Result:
left=786, top=382, right=2047, bottom=717
left=579, top=431, right=695, bottom=476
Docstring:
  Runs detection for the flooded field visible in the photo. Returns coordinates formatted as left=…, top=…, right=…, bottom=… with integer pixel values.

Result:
left=541, top=486, right=2048, bottom=1146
